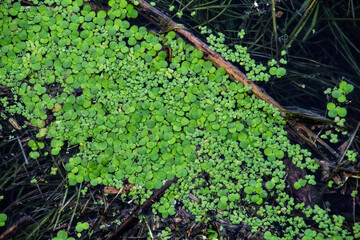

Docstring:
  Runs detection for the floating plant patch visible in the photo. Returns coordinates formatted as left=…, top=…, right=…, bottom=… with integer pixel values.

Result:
left=0, top=0, right=357, bottom=238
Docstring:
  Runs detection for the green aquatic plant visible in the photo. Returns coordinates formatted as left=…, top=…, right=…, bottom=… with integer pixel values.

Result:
left=354, top=223, right=360, bottom=238
left=0, top=0, right=358, bottom=238
left=75, top=221, right=90, bottom=238
left=321, top=80, right=355, bottom=143
left=199, top=26, right=288, bottom=81
left=324, top=80, right=354, bottom=119
left=0, top=213, right=7, bottom=227
left=52, top=230, right=75, bottom=240
left=345, top=150, right=358, bottom=162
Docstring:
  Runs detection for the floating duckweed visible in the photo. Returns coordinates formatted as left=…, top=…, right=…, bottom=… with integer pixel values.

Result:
left=0, top=213, right=7, bottom=227
left=200, top=26, right=273, bottom=82
left=0, top=0, right=356, bottom=238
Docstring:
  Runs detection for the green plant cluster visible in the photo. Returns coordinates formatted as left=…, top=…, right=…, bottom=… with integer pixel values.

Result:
left=0, top=213, right=7, bottom=227
left=199, top=26, right=287, bottom=81
left=264, top=204, right=355, bottom=239
left=325, top=81, right=354, bottom=119
left=53, top=230, right=75, bottom=240
left=354, top=223, right=360, bottom=238
left=0, top=0, right=357, bottom=238
left=199, top=26, right=270, bottom=81
left=321, top=81, right=354, bottom=143
left=75, top=221, right=90, bottom=238
left=268, top=50, right=287, bottom=78
left=345, top=149, right=358, bottom=162
left=155, top=227, right=172, bottom=240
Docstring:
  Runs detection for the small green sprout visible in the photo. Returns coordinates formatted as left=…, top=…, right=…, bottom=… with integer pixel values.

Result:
left=157, top=228, right=172, bottom=240
left=269, top=67, right=286, bottom=78
left=329, top=133, right=338, bottom=143
left=75, top=221, right=90, bottom=237
left=345, top=150, right=358, bottom=162
left=176, top=10, right=183, bottom=18
left=81, top=187, right=88, bottom=196
left=29, top=151, right=40, bottom=159
left=52, top=230, right=75, bottom=240
left=30, top=179, right=37, bottom=184
left=206, top=227, right=219, bottom=240
left=351, top=190, right=358, bottom=198
left=294, top=179, right=307, bottom=190
left=0, top=213, right=7, bottom=227
left=50, top=167, right=58, bottom=175
left=279, top=58, right=287, bottom=64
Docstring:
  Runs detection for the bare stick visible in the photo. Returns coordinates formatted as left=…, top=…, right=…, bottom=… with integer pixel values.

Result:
left=0, top=216, right=33, bottom=240
left=105, top=177, right=178, bottom=240
left=17, top=136, right=28, bottom=164
left=271, top=0, right=279, bottom=61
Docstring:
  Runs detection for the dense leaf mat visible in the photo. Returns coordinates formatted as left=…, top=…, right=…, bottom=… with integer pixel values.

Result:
left=0, top=0, right=358, bottom=238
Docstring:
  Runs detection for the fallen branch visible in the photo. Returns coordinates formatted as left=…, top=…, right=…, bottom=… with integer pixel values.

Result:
left=0, top=216, right=33, bottom=240
left=135, top=0, right=284, bottom=110
left=105, top=177, right=178, bottom=240
left=134, top=0, right=336, bottom=160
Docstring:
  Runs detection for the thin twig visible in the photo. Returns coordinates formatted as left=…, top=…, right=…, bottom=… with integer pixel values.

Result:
left=104, top=187, right=123, bottom=214
left=287, top=0, right=319, bottom=47
left=67, top=183, right=83, bottom=232
left=105, top=177, right=178, bottom=240
left=271, top=0, right=279, bottom=61
left=53, top=186, right=69, bottom=231
left=353, top=179, right=358, bottom=223
left=16, top=136, right=28, bottom=164
left=337, top=121, right=360, bottom=166
left=313, top=122, right=360, bottom=205
left=0, top=216, right=33, bottom=240
left=143, top=216, right=154, bottom=240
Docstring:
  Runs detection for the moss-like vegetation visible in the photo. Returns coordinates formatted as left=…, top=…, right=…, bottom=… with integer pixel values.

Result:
left=0, top=0, right=358, bottom=239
